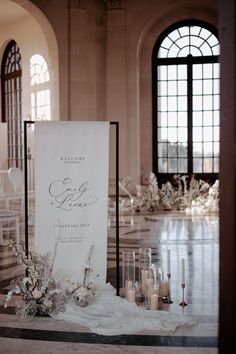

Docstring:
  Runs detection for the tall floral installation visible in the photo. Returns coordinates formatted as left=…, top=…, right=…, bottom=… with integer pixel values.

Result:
left=118, top=173, right=219, bottom=215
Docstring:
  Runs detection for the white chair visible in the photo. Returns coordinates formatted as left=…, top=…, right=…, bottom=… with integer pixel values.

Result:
left=0, top=209, right=20, bottom=245
left=6, top=167, right=24, bottom=211
left=8, top=167, right=24, bottom=193
left=0, top=174, right=4, bottom=195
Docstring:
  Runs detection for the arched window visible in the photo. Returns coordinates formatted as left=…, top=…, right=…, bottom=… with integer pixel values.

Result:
left=152, top=20, right=220, bottom=184
left=30, top=54, right=51, bottom=122
left=1, top=40, right=23, bottom=169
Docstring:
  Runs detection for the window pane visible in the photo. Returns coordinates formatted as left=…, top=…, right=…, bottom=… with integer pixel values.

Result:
left=158, top=66, right=167, bottom=80
left=193, top=80, right=202, bottom=94
left=177, top=80, right=187, bottom=95
left=161, top=37, right=173, bottom=49
left=203, top=127, right=213, bottom=141
left=177, top=65, right=187, bottom=79
left=158, top=158, right=167, bottom=172
left=214, top=142, right=219, bottom=156
left=203, top=157, right=213, bottom=172
left=214, top=95, right=220, bottom=110
left=193, top=158, right=202, bottom=173
left=168, top=96, right=177, bottom=111
left=203, top=95, right=213, bottom=110
left=168, top=142, right=177, bottom=157
left=203, top=64, right=213, bottom=78
left=177, top=96, right=187, bottom=111
left=178, top=143, right=187, bottom=157
left=213, top=79, right=219, bottom=94
left=158, top=81, right=167, bottom=96
left=158, top=142, right=168, bottom=157
left=158, top=47, right=168, bottom=58
left=178, top=127, right=187, bottom=142
left=168, top=113, right=177, bottom=126
left=178, top=112, right=187, bottom=126
left=168, top=81, right=177, bottom=95
left=203, top=142, right=213, bottom=156
left=200, top=42, right=212, bottom=56
left=168, top=127, right=177, bottom=141
left=168, top=158, right=177, bottom=172
left=193, top=142, right=202, bottom=157
left=158, top=127, right=168, bottom=141
left=203, top=79, right=213, bottom=94
left=214, top=157, right=219, bottom=172
left=213, top=111, right=220, bottom=125
left=213, top=63, right=220, bottom=78
left=158, top=112, right=167, bottom=126
left=214, top=126, right=220, bottom=141
left=193, top=96, right=202, bottom=110
left=158, top=96, right=167, bottom=111
left=178, top=158, right=187, bottom=173
left=168, top=65, right=177, bottom=80
left=193, top=64, right=202, bottom=79
left=190, top=46, right=202, bottom=56
left=193, top=112, right=202, bottom=126
left=193, top=127, right=203, bottom=142
left=203, top=112, right=212, bottom=126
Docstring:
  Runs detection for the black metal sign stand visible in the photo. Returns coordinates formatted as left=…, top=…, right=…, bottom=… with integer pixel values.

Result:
left=23, top=121, right=120, bottom=296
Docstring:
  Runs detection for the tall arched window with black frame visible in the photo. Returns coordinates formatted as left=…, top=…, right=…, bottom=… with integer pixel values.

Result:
left=1, top=40, right=23, bottom=169
left=152, top=20, right=220, bottom=185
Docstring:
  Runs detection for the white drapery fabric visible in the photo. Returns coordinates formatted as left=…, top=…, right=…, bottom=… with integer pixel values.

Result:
left=52, top=284, right=197, bottom=336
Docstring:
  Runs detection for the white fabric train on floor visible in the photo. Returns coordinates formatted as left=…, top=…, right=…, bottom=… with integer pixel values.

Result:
left=52, top=283, right=197, bottom=336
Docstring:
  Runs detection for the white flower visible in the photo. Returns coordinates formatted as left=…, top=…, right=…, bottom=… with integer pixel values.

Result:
left=43, top=298, right=53, bottom=308
left=49, top=288, right=61, bottom=295
left=75, top=286, right=88, bottom=299
left=23, top=277, right=30, bottom=286
left=32, top=289, right=42, bottom=299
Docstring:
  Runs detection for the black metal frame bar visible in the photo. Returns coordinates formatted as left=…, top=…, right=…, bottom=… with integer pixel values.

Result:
left=23, top=121, right=120, bottom=296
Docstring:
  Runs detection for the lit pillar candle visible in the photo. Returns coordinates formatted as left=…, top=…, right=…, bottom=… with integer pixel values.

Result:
left=181, top=258, right=185, bottom=284
left=127, top=288, right=136, bottom=303
left=167, top=249, right=171, bottom=274
left=125, top=280, right=133, bottom=297
left=150, top=289, right=159, bottom=310
left=146, top=277, right=153, bottom=299
left=141, top=269, right=149, bottom=293
left=160, top=280, right=169, bottom=297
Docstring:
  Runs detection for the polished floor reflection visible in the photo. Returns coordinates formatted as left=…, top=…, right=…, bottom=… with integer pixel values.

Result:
left=0, top=210, right=219, bottom=353
left=108, top=213, right=219, bottom=317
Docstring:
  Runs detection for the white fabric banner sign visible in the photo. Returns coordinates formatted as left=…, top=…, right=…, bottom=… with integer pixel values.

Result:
left=34, top=121, right=110, bottom=285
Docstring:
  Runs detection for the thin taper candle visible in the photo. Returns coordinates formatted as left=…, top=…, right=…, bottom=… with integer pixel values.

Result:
left=167, top=249, right=171, bottom=274
left=181, top=258, right=185, bottom=284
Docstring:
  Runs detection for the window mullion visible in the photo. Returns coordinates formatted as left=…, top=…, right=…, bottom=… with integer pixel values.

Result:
left=187, top=57, right=193, bottom=175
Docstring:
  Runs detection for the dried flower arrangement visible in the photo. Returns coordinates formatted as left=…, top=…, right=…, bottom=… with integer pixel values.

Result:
left=65, top=245, right=99, bottom=307
left=4, top=241, right=98, bottom=317
left=118, top=172, right=219, bottom=214
left=4, top=241, right=65, bottom=317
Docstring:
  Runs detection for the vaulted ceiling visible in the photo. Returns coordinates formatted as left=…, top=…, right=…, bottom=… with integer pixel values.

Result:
left=0, top=0, right=28, bottom=28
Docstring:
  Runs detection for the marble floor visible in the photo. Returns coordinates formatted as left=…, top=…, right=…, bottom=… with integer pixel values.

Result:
left=0, top=205, right=219, bottom=353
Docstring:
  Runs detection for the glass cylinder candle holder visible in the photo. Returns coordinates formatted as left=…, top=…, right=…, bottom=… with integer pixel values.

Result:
left=159, top=275, right=170, bottom=303
left=126, top=283, right=136, bottom=304
left=122, top=249, right=136, bottom=298
left=138, top=247, right=152, bottom=303
left=150, top=286, right=159, bottom=310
